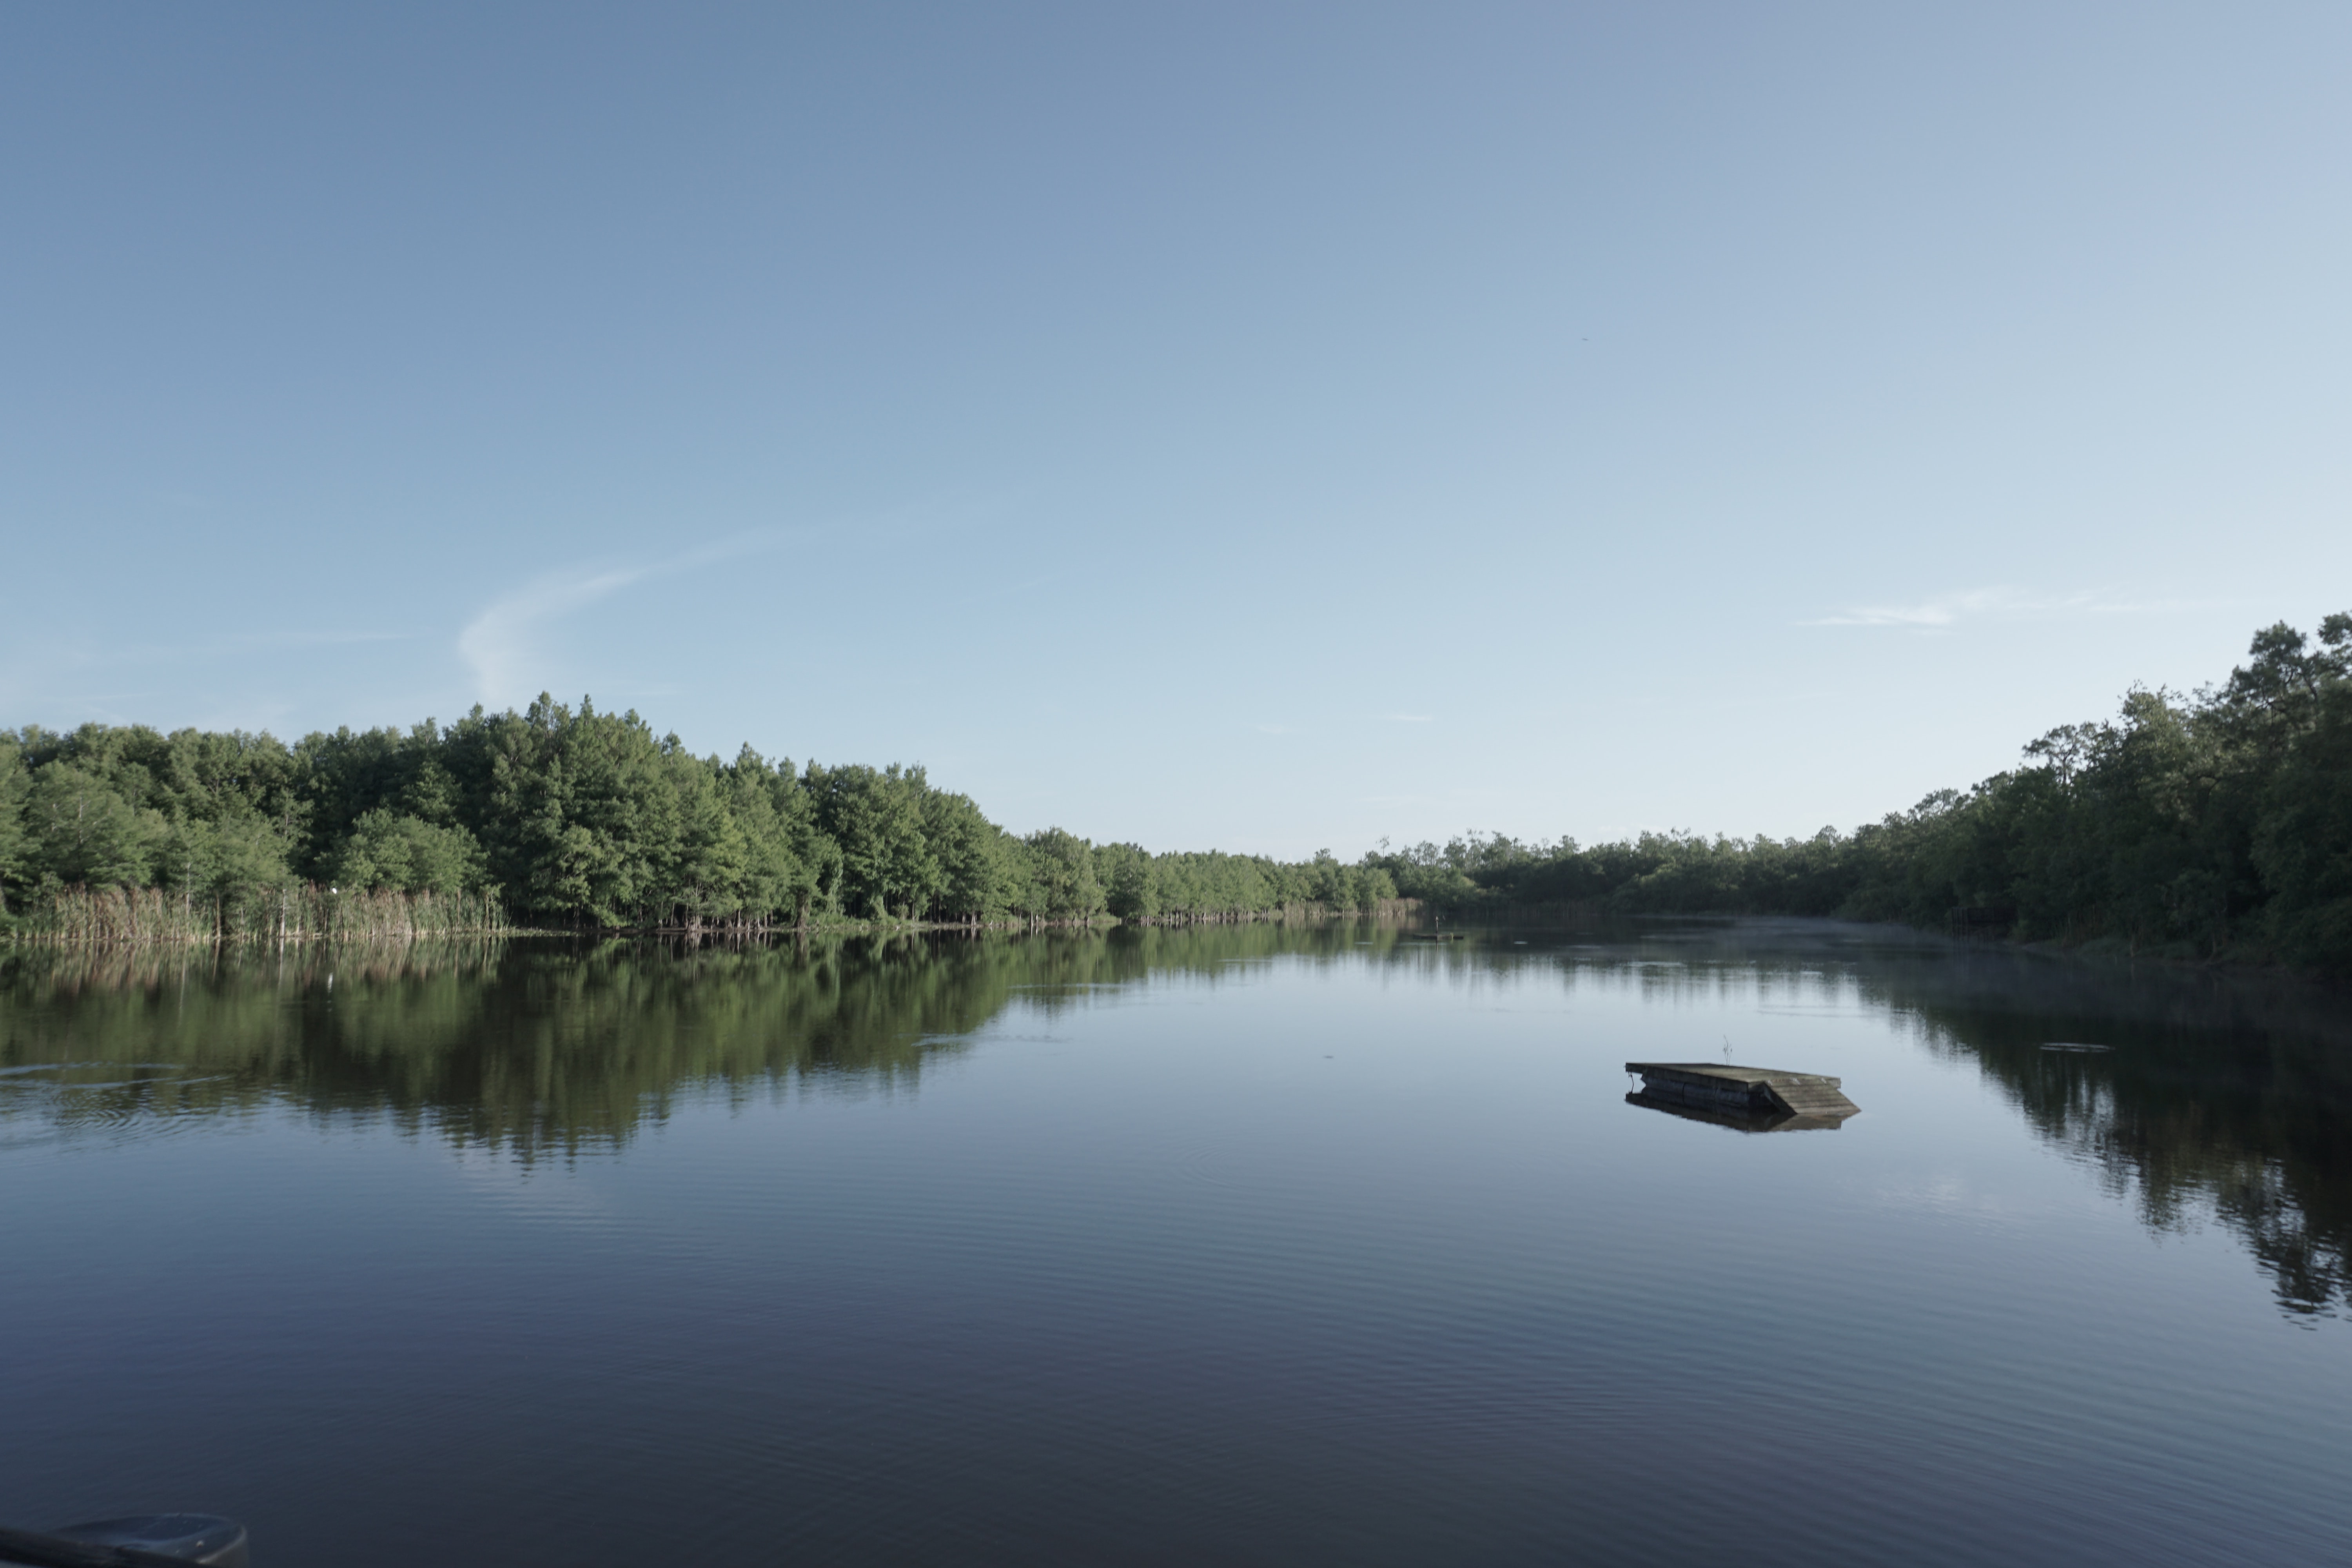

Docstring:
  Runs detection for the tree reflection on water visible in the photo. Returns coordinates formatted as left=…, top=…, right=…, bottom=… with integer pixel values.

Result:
left=5, top=919, right=2348, bottom=1319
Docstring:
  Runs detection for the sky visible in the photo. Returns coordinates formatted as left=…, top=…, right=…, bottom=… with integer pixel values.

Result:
left=4, top=2, right=2347, bottom=858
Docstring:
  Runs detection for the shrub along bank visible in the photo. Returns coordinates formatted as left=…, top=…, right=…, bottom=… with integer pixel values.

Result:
left=1368, top=615, right=2352, bottom=977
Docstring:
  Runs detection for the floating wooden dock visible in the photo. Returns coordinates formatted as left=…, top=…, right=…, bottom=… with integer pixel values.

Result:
left=1624, top=1061, right=1860, bottom=1132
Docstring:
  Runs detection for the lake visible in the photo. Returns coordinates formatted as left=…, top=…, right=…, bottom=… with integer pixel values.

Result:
left=3, top=919, right=2348, bottom=1566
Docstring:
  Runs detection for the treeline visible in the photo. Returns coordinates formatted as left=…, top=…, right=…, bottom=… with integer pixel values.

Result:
left=1370, top=613, right=2352, bottom=975
left=0, top=695, right=1397, bottom=938
left=5, top=613, right=2344, bottom=968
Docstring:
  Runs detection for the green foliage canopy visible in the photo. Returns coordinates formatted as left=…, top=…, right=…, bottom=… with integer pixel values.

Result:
left=1, top=698, right=1380, bottom=934
left=5, top=613, right=2346, bottom=973
left=1364, top=613, right=2352, bottom=974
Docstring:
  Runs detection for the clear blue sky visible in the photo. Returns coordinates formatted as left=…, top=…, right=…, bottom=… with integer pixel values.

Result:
left=5, top=3, right=2346, bottom=857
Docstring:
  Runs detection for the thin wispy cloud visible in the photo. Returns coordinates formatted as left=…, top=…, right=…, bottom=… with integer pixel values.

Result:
left=457, top=530, right=796, bottom=709
left=458, top=567, right=649, bottom=710
left=1801, top=587, right=2192, bottom=630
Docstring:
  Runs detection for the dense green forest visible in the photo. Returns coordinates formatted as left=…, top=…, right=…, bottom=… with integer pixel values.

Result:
left=2, top=613, right=2346, bottom=972
left=1369, top=613, right=2352, bottom=975
left=0, top=695, right=1399, bottom=938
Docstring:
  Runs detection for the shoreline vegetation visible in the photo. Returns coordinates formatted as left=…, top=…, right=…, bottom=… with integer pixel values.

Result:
left=1362, top=612, right=2352, bottom=980
left=2, top=613, right=2346, bottom=976
left=6, top=888, right=1422, bottom=947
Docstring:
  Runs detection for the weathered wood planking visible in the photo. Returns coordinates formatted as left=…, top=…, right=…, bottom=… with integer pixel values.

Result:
left=1624, top=1061, right=1860, bottom=1131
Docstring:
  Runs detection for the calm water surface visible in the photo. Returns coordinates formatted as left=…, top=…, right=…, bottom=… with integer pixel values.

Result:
left=3, top=920, right=2349, bottom=1566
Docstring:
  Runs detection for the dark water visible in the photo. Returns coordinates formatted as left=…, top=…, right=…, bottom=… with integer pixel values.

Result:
left=3, top=920, right=2349, bottom=1567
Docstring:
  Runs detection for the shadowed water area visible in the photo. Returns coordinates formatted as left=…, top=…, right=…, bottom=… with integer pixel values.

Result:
left=3, top=920, right=2349, bottom=1566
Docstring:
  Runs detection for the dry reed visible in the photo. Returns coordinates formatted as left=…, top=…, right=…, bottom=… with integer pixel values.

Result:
left=11, top=885, right=508, bottom=946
